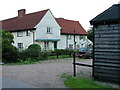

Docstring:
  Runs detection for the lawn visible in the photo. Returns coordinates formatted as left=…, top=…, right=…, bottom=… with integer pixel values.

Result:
left=62, top=74, right=119, bottom=89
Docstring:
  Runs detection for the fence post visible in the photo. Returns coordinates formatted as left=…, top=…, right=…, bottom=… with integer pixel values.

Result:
left=73, top=52, right=76, bottom=76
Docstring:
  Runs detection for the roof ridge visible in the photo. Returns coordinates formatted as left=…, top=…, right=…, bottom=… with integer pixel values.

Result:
left=24, top=9, right=49, bottom=16
left=2, top=9, right=49, bottom=21
left=56, top=18, right=79, bottom=22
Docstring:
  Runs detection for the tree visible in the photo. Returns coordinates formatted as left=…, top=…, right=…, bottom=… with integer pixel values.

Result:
left=87, top=27, right=93, bottom=42
left=1, top=30, right=18, bottom=63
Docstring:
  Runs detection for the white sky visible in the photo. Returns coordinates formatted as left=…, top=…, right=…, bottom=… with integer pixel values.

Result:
left=0, top=0, right=119, bottom=31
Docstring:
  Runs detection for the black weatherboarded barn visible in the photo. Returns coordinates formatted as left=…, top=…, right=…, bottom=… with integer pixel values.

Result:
left=90, top=4, right=120, bottom=84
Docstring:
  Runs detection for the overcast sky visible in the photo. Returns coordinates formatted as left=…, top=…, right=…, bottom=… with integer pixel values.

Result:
left=0, top=0, right=119, bottom=30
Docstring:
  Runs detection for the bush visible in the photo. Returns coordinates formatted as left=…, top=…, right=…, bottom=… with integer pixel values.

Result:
left=18, top=49, right=40, bottom=61
left=38, top=51, right=50, bottom=60
left=28, top=44, right=41, bottom=51
left=17, top=58, right=35, bottom=64
left=2, top=45, right=18, bottom=63
left=1, top=30, right=18, bottom=63
left=54, top=49, right=75, bottom=55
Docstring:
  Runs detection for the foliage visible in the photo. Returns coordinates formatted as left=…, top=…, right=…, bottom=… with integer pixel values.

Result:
left=18, top=49, right=40, bottom=61
left=53, top=49, right=75, bottom=55
left=48, top=55, right=70, bottom=59
left=87, top=27, right=93, bottom=42
left=28, top=44, right=41, bottom=51
left=17, top=58, right=35, bottom=64
left=1, top=30, right=18, bottom=63
left=37, top=51, right=50, bottom=60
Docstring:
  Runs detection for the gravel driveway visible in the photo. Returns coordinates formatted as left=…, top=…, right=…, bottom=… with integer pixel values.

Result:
left=2, top=58, right=92, bottom=88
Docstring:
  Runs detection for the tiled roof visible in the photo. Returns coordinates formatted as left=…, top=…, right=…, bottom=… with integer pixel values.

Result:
left=1, top=9, right=87, bottom=35
left=56, top=18, right=87, bottom=35
left=90, top=4, right=120, bottom=25
left=2, top=9, right=49, bottom=31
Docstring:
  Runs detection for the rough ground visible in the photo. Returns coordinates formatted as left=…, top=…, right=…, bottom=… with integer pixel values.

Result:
left=2, top=58, right=92, bottom=88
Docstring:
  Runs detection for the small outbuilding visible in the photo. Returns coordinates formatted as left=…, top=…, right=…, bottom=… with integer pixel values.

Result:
left=90, top=4, right=120, bottom=84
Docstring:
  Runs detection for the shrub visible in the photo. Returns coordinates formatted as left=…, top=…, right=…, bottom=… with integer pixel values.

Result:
left=38, top=51, right=50, bottom=60
left=1, top=30, right=18, bottom=63
left=2, top=45, right=18, bottom=63
left=54, top=49, right=75, bottom=55
left=18, top=49, right=40, bottom=61
left=28, top=44, right=41, bottom=51
left=17, top=58, right=35, bottom=64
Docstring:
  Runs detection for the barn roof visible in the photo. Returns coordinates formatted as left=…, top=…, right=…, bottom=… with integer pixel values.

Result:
left=90, top=4, right=120, bottom=25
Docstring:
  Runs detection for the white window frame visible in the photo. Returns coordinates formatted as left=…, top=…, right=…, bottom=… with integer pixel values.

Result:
left=17, top=43, right=23, bottom=51
left=26, top=30, right=30, bottom=36
left=67, top=35, right=71, bottom=39
left=17, top=32, right=23, bottom=37
left=47, top=27, right=52, bottom=34
left=44, top=41, right=49, bottom=50
left=69, top=44, right=73, bottom=49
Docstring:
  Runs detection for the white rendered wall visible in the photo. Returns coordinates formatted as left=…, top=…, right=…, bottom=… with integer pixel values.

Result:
left=35, top=10, right=61, bottom=40
left=35, top=41, right=54, bottom=50
left=58, top=35, right=92, bottom=49
left=12, top=30, right=35, bottom=49
left=57, top=35, right=66, bottom=49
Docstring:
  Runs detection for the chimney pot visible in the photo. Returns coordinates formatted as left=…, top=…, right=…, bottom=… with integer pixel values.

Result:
left=18, top=9, right=26, bottom=17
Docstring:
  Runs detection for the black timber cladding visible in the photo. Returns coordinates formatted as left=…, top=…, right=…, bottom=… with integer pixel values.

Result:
left=90, top=4, right=120, bottom=84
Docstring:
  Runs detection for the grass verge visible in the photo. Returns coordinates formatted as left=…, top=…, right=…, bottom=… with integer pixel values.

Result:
left=61, top=74, right=119, bottom=89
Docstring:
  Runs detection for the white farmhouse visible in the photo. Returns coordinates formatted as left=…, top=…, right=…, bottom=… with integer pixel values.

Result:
left=1, top=9, right=92, bottom=50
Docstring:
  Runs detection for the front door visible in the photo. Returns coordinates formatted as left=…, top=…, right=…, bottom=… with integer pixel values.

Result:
left=54, top=41, right=57, bottom=50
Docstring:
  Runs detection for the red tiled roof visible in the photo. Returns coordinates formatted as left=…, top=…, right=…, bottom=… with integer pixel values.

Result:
left=56, top=18, right=87, bottom=35
left=2, top=9, right=49, bottom=31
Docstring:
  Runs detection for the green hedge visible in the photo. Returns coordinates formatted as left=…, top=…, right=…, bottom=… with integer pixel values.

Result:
left=2, top=45, right=18, bottom=63
left=28, top=44, right=41, bottom=51
left=18, top=49, right=40, bottom=61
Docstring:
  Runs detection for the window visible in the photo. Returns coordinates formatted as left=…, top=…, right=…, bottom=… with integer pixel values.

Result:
left=79, top=36, right=83, bottom=40
left=79, top=36, right=86, bottom=40
left=47, top=27, right=52, bottom=34
left=17, top=32, right=23, bottom=37
left=44, top=41, right=49, bottom=50
left=67, top=35, right=71, bottom=39
left=26, top=30, right=30, bottom=36
left=18, top=43, right=23, bottom=51
left=69, top=44, right=73, bottom=49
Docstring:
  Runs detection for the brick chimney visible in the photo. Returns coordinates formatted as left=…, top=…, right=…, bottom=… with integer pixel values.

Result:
left=18, top=9, right=26, bottom=17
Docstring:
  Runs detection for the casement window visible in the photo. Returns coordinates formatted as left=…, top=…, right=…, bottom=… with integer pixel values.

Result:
left=17, top=43, right=23, bottom=51
left=26, top=30, right=30, bottom=36
left=79, top=36, right=83, bottom=40
left=79, top=36, right=86, bottom=40
left=67, top=35, right=72, bottom=39
left=69, top=44, right=73, bottom=49
left=44, top=41, right=49, bottom=49
left=17, top=32, right=23, bottom=37
left=47, top=27, right=52, bottom=34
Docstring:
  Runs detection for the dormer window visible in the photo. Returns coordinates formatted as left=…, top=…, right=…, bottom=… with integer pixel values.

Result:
left=47, top=27, right=52, bottom=34
left=17, top=32, right=23, bottom=37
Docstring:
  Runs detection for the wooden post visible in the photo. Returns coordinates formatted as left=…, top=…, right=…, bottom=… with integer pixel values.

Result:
left=73, top=52, right=76, bottom=76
